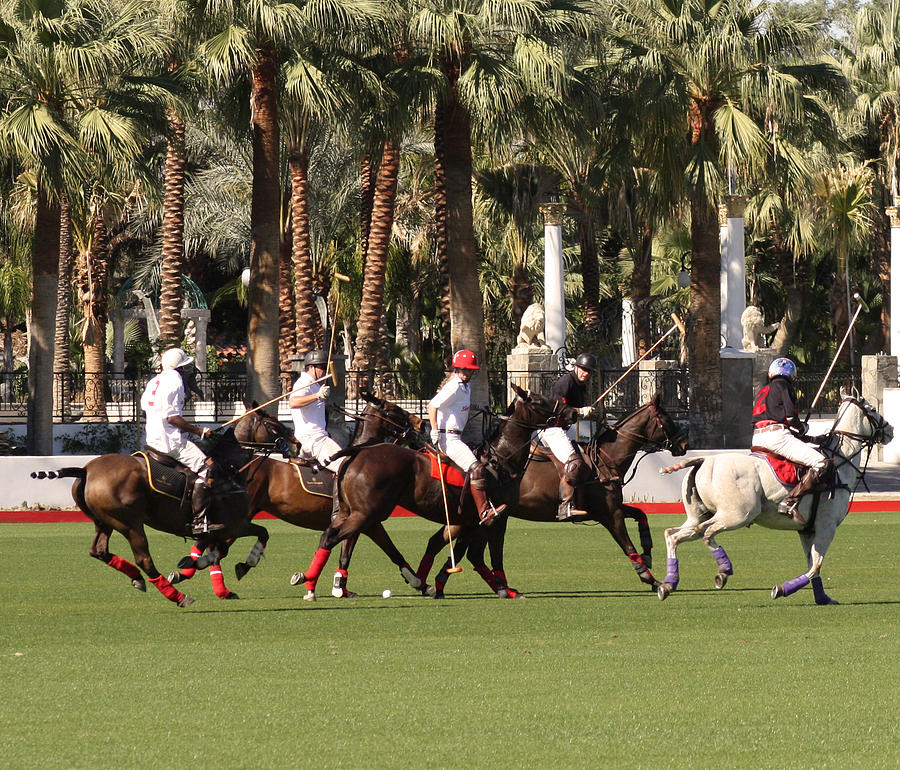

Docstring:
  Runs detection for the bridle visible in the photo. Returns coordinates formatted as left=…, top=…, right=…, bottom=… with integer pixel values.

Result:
left=823, top=395, right=891, bottom=488
left=484, top=393, right=568, bottom=472
left=608, top=402, right=684, bottom=454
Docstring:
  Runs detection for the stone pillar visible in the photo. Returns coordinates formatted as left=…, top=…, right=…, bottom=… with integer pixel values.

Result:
left=888, top=206, right=900, bottom=356
left=187, top=309, right=210, bottom=372
left=540, top=202, right=566, bottom=356
left=863, top=354, right=899, bottom=461
left=506, top=349, right=557, bottom=405
left=719, top=195, right=749, bottom=350
left=720, top=349, right=755, bottom=448
left=621, top=298, right=636, bottom=367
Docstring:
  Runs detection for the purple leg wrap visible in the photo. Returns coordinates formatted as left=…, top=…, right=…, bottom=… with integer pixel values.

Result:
left=711, top=546, right=733, bottom=575
left=781, top=574, right=810, bottom=596
left=664, top=557, right=679, bottom=590
left=811, top=576, right=832, bottom=605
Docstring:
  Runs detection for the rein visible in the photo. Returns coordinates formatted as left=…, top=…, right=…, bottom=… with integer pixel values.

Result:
left=819, top=396, right=887, bottom=493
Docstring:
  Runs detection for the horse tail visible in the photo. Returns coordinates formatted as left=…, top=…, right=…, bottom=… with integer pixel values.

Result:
left=659, top=457, right=704, bottom=475
left=30, top=467, right=87, bottom=481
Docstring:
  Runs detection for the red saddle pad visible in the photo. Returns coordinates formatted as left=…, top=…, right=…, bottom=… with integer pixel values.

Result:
left=424, top=451, right=466, bottom=488
left=751, top=451, right=799, bottom=486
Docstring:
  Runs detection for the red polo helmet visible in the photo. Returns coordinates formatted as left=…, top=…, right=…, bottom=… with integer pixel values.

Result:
left=451, top=349, right=479, bottom=370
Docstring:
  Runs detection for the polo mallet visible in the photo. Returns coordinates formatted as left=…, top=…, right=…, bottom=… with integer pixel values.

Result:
left=325, top=272, right=351, bottom=386
left=432, top=448, right=462, bottom=573
left=588, top=313, right=684, bottom=409
left=216, top=372, right=333, bottom=431
left=805, top=292, right=869, bottom=420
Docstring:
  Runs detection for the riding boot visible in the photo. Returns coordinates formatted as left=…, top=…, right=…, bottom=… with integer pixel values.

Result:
left=557, top=455, right=588, bottom=521
left=191, top=474, right=224, bottom=535
left=778, top=458, right=833, bottom=517
left=469, top=463, right=506, bottom=525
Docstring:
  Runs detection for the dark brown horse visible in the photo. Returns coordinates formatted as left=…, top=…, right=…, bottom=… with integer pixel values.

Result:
left=289, top=383, right=570, bottom=599
left=168, top=393, right=426, bottom=598
left=31, top=429, right=259, bottom=607
left=416, top=394, right=688, bottom=597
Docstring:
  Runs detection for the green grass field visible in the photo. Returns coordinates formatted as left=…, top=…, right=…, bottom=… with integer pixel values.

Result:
left=1, top=514, right=898, bottom=769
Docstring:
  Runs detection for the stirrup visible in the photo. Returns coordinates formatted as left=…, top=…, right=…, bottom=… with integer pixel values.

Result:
left=777, top=498, right=797, bottom=517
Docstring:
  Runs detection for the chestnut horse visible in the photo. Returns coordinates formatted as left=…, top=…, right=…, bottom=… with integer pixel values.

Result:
left=168, top=393, right=426, bottom=598
left=290, top=383, right=570, bottom=600
left=416, top=393, right=688, bottom=597
left=31, top=430, right=257, bottom=607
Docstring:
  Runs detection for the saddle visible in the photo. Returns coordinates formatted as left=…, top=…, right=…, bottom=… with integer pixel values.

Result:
left=528, top=440, right=619, bottom=485
left=287, top=458, right=335, bottom=499
left=133, top=446, right=192, bottom=501
left=749, top=447, right=800, bottom=486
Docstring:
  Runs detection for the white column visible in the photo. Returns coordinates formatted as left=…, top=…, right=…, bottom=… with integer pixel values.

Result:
left=889, top=206, right=900, bottom=356
left=719, top=195, right=749, bottom=350
left=540, top=202, right=567, bottom=356
left=621, top=298, right=636, bottom=366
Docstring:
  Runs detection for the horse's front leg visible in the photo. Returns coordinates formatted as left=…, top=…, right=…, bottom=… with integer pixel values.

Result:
left=658, top=520, right=703, bottom=601
left=90, top=526, right=146, bottom=592
left=480, top=517, right=520, bottom=598
left=429, top=526, right=472, bottom=599
left=125, top=527, right=194, bottom=607
left=362, top=522, right=421, bottom=590
left=332, top=535, right=360, bottom=598
left=622, top=504, right=653, bottom=568
left=415, top=526, right=449, bottom=592
left=606, top=506, right=658, bottom=591
left=290, top=512, right=368, bottom=602
left=463, top=525, right=504, bottom=596
left=773, top=527, right=837, bottom=603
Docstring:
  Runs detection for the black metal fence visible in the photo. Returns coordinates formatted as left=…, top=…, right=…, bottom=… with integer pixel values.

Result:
left=0, top=364, right=861, bottom=425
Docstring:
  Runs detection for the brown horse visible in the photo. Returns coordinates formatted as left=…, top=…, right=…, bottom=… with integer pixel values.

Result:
left=31, top=429, right=259, bottom=607
left=168, top=393, right=426, bottom=598
left=289, top=383, right=570, bottom=600
left=416, top=394, right=688, bottom=597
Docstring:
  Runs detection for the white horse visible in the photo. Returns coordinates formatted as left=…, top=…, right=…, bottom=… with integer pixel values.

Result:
left=657, top=389, right=893, bottom=604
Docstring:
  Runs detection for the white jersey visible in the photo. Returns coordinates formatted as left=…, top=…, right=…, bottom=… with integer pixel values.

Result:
left=141, top=369, right=187, bottom=453
left=428, top=375, right=471, bottom=434
left=290, top=370, right=327, bottom=440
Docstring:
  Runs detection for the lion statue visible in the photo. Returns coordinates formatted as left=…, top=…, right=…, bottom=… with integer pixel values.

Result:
left=741, top=305, right=779, bottom=352
left=512, top=303, right=551, bottom=352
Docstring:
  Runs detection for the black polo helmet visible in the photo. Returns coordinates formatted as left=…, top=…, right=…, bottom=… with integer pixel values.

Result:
left=574, top=352, right=597, bottom=372
left=304, top=349, right=328, bottom=368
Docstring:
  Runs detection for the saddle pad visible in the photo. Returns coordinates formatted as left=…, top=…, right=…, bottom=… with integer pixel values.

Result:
left=750, top=450, right=798, bottom=486
left=424, top=451, right=466, bottom=488
left=289, top=462, right=334, bottom=498
left=132, top=451, right=187, bottom=500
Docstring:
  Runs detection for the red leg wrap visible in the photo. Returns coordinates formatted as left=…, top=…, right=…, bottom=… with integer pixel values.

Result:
left=304, top=547, right=332, bottom=591
left=416, top=554, right=435, bottom=584
left=492, top=570, right=507, bottom=588
left=149, top=574, right=184, bottom=603
left=209, top=565, right=230, bottom=598
left=108, top=555, right=141, bottom=580
left=474, top=565, right=499, bottom=591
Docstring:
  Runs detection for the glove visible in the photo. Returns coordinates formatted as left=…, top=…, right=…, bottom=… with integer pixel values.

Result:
left=791, top=420, right=808, bottom=436
left=317, top=385, right=331, bottom=401
left=430, top=429, right=440, bottom=445
left=200, top=428, right=213, bottom=440
left=578, top=405, right=594, bottom=418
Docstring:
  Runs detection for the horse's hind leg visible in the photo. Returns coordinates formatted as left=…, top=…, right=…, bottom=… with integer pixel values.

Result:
left=697, top=522, right=733, bottom=589
left=234, top=524, right=270, bottom=581
left=465, top=522, right=514, bottom=597
left=332, top=534, right=361, bottom=598
left=290, top=511, right=370, bottom=601
left=360, top=522, right=422, bottom=591
left=414, top=526, right=448, bottom=591
left=125, top=527, right=195, bottom=607
left=90, top=526, right=146, bottom=592
left=430, top=528, right=473, bottom=599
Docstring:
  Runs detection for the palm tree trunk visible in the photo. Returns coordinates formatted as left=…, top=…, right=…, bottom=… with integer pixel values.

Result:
left=247, top=43, right=282, bottom=403
left=81, top=213, right=110, bottom=422
left=574, top=197, right=601, bottom=333
left=289, top=144, right=321, bottom=353
left=433, top=100, right=452, bottom=363
left=27, top=183, right=59, bottom=454
left=158, top=101, right=187, bottom=349
left=53, top=192, right=73, bottom=422
left=632, top=220, right=652, bottom=356
left=360, top=154, right=376, bottom=267
left=278, top=231, right=295, bottom=392
left=351, top=139, right=400, bottom=395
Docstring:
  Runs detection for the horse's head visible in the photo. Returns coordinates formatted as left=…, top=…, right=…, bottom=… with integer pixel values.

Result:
left=646, top=392, right=688, bottom=456
left=508, top=383, right=568, bottom=431
left=836, top=387, right=894, bottom=446
left=206, top=428, right=254, bottom=477
left=354, top=391, right=424, bottom=445
left=235, top=400, right=293, bottom=446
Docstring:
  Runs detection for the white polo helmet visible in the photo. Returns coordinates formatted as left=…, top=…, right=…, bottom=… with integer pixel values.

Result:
left=161, top=348, right=194, bottom=371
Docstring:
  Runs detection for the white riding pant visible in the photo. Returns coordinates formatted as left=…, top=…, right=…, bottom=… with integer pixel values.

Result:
left=435, top=433, right=477, bottom=472
left=536, top=426, right=577, bottom=464
left=299, top=431, right=343, bottom=473
left=753, top=425, right=826, bottom=469
left=168, top=439, right=208, bottom=477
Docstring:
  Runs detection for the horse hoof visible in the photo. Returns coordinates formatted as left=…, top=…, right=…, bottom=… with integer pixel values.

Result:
left=400, top=565, right=422, bottom=589
left=167, top=571, right=182, bottom=585
left=715, top=573, right=729, bottom=590
left=771, top=584, right=785, bottom=599
left=431, top=589, right=445, bottom=600
left=303, top=590, right=316, bottom=602
left=331, top=587, right=359, bottom=599
left=290, top=571, right=305, bottom=586
left=425, top=585, right=439, bottom=598
left=223, top=592, right=239, bottom=600
left=815, top=596, right=839, bottom=606
left=657, top=583, right=672, bottom=601
left=133, top=578, right=147, bottom=592
left=498, top=588, right=523, bottom=599
left=235, top=562, right=250, bottom=581
left=177, top=556, right=196, bottom=570
left=177, top=595, right=195, bottom=608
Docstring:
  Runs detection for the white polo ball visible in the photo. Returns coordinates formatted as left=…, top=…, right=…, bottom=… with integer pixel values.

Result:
left=382, top=589, right=392, bottom=599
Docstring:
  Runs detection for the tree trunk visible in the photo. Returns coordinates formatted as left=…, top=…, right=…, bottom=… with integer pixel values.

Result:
left=433, top=100, right=452, bottom=363
left=574, top=197, right=601, bottom=334
left=246, top=44, right=282, bottom=403
left=158, top=100, right=187, bottom=350
left=27, top=184, right=59, bottom=454
left=438, top=86, right=489, bottom=410
left=53, top=192, right=73, bottom=422
left=80, top=214, right=110, bottom=423
left=289, top=144, right=321, bottom=354
left=351, top=140, right=400, bottom=395
left=278, top=231, right=295, bottom=392
left=631, top=219, right=652, bottom=356
left=360, top=154, right=376, bottom=268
